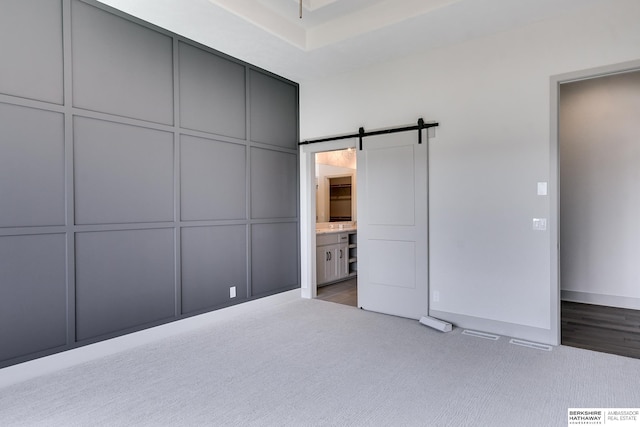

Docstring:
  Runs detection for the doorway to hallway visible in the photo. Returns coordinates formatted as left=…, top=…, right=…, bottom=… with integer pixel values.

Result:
left=557, top=64, right=640, bottom=359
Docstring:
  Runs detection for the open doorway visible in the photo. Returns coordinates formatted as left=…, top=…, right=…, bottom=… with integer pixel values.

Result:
left=555, top=63, right=640, bottom=359
left=299, top=138, right=356, bottom=301
left=314, top=149, right=358, bottom=307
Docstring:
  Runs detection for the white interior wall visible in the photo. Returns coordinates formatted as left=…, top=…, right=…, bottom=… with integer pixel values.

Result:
left=300, top=0, right=640, bottom=344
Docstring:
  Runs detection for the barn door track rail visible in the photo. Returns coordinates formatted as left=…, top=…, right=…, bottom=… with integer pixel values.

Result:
left=299, top=118, right=439, bottom=150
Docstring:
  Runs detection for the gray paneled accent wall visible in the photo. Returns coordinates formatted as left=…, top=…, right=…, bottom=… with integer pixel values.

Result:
left=251, top=222, right=299, bottom=297
left=0, top=0, right=299, bottom=367
left=251, top=148, right=298, bottom=219
left=180, top=135, right=247, bottom=221
left=71, top=0, right=174, bottom=124
left=0, top=234, right=67, bottom=362
left=250, top=71, right=298, bottom=148
left=178, top=42, right=246, bottom=139
left=181, top=225, right=248, bottom=314
left=0, top=0, right=64, bottom=104
left=0, top=104, right=65, bottom=227
left=75, top=229, right=176, bottom=341
left=74, top=117, right=175, bottom=225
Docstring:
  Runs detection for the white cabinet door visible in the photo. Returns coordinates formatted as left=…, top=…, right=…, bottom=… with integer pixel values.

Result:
left=327, top=244, right=341, bottom=283
left=317, top=244, right=340, bottom=285
left=317, top=232, right=351, bottom=285
left=337, top=242, right=348, bottom=279
left=337, top=233, right=349, bottom=279
left=316, top=246, right=329, bottom=285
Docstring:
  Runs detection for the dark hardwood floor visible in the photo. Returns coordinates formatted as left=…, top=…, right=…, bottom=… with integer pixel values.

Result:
left=561, top=301, right=640, bottom=359
left=316, top=278, right=357, bottom=307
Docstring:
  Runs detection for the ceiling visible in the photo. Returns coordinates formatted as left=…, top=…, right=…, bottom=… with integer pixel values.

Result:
left=209, top=0, right=464, bottom=51
left=97, top=0, right=603, bottom=83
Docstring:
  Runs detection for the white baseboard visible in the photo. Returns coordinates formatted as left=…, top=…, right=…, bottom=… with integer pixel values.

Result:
left=561, top=290, right=640, bottom=310
left=429, top=309, right=558, bottom=346
left=0, top=289, right=300, bottom=389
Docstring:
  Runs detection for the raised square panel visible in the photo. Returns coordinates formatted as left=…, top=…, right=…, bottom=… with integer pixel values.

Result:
left=74, top=117, right=174, bottom=225
left=0, top=103, right=65, bottom=228
left=179, top=43, right=246, bottom=139
left=181, top=225, right=247, bottom=314
left=181, top=135, right=246, bottom=221
left=369, top=239, right=416, bottom=289
left=251, top=222, right=298, bottom=296
left=75, top=229, right=175, bottom=341
left=367, top=145, right=415, bottom=226
left=0, top=234, right=67, bottom=362
left=250, top=71, right=298, bottom=149
left=251, top=148, right=297, bottom=219
left=71, top=0, right=173, bottom=124
left=0, top=0, right=63, bottom=104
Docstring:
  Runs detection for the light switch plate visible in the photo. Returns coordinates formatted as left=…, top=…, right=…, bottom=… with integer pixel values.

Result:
left=532, top=218, right=547, bottom=231
left=433, top=291, right=440, bottom=303
left=537, top=182, right=548, bottom=196
left=230, top=286, right=236, bottom=298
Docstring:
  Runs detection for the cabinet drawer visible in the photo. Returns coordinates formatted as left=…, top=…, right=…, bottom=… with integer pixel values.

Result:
left=317, top=232, right=349, bottom=246
left=317, top=233, right=339, bottom=246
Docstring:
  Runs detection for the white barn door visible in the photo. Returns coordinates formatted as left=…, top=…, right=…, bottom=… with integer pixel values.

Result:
left=356, top=130, right=428, bottom=319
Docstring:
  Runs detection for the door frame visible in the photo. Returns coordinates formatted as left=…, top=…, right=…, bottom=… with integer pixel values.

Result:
left=300, top=138, right=357, bottom=299
left=550, top=58, right=640, bottom=344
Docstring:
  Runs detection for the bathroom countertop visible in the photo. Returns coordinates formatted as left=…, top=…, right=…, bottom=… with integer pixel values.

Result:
left=315, top=227, right=357, bottom=235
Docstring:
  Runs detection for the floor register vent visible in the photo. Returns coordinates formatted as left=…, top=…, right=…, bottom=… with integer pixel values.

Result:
left=461, top=330, right=500, bottom=340
left=509, top=339, right=552, bottom=351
